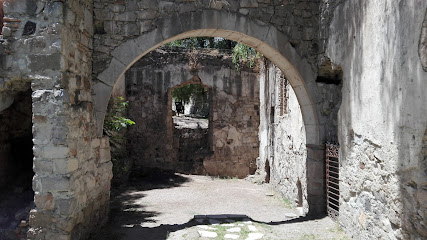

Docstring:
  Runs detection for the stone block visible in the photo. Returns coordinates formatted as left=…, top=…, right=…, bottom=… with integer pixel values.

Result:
left=94, top=9, right=113, bottom=21
left=91, top=138, right=100, bottom=149
left=116, top=11, right=137, bottom=22
left=178, top=11, right=204, bottom=32
left=84, top=8, right=94, bottom=35
left=134, top=27, right=165, bottom=54
left=41, top=177, right=70, bottom=192
left=100, top=137, right=110, bottom=149
left=97, top=58, right=126, bottom=86
left=34, top=192, right=54, bottom=210
left=159, top=1, right=176, bottom=12
left=137, top=1, right=158, bottom=9
left=51, top=125, right=68, bottom=145
left=3, top=0, right=37, bottom=15
left=28, top=53, right=62, bottom=72
left=56, top=198, right=77, bottom=215
left=62, top=158, right=79, bottom=173
left=29, top=209, right=53, bottom=228
left=156, top=13, right=184, bottom=43
left=45, top=1, right=63, bottom=20
left=95, top=110, right=107, bottom=137
left=240, top=0, right=259, bottom=8
left=92, top=81, right=113, bottom=113
left=138, top=9, right=158, bottom=19
left=41, top=146, right=69, bottom=159
left=123, top=22, right=139, bottom=36
left=99, top=147, right=111, bottom=163
left=33, top=160, right=54, bottom=174
left=111, top=39, right=142, bottom=66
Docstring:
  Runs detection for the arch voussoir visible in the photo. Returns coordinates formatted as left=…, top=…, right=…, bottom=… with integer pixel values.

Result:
left=97, top=58, right=126, bottom=87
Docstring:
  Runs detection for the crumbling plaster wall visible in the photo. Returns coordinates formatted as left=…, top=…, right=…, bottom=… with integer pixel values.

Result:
left=125, top=48, right=260, bottom=178
left=1, top=0, right=112, bottom=239
left=326, top=1, right=427, bottom=239
left=258, top=61, right=308, bottom=213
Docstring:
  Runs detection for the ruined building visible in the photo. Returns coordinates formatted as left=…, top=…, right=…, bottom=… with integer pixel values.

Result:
left=0, top=0, right=425, bottom=240
left=121, top=47, right=261, bottom=178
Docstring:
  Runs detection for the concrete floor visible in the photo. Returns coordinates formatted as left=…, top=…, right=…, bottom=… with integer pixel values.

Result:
left=90, top=173, right=350, bottom=240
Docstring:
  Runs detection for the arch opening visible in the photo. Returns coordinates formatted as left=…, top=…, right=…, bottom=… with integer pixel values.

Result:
left=94, top=10, right=324, bottom=216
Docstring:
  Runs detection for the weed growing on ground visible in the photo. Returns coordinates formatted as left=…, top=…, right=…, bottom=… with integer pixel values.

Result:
left=299, top=233, right=317, bottom=240
left=282, top=197, right=294, bottom=208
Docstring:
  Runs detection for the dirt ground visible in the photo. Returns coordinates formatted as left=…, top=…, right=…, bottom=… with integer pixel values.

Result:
left=90, top=172, right=350, bottom=240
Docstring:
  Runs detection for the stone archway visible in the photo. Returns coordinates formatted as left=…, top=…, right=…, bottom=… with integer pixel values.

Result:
left=93, top=10, right=324, bottom=215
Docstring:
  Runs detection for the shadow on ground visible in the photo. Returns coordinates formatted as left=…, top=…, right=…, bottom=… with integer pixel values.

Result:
left=89, top=171, right=192, bottom=239
left=89, top=171, right=325, bottom=240
left=91, top=213, right=325, bottom=240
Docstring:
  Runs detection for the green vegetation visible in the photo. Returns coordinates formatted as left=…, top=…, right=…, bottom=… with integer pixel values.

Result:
left=103, top=96, right=135, bottom=133
left=282, top=197, right=294, bottom=209
left=103, top=97, right=135, bottom=185
left=212, top=221, right=251, bottom=239
left=172, top=84, right=207, bottom=104
left=232, top=42, right=262, bottom=70
left=299, top=234, right=317, bottom=240
left=165, top=37, right=263, bottom=70
left=166, top=37, right=236, bottom=49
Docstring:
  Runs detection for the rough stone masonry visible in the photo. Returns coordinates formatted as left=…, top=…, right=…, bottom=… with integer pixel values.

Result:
left=0, top=0, right=425, bottom=240
left=122, top=47, right=260, bottom=178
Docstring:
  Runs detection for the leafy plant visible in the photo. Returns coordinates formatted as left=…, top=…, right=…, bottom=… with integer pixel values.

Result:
left=232, top=42, right=263, bottom=70
left=103, top=96, right=135, bottom=185
left=166, top=37, right=236, bottom=50
left=104, top=97, right=135, bottom=134
left=165, top=37, right=263, bottom=70
left=172, top=84, right=207, bottom=104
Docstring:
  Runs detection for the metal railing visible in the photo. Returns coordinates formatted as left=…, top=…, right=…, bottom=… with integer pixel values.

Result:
left=326, top=143, right=339, bottom=221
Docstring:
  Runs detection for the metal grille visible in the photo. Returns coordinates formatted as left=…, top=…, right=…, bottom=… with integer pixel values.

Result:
left=326, top=143, right=339, bottom=221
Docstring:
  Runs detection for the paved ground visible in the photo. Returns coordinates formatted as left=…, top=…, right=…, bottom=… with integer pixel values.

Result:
left=173, top=116, right=208, bottom=129
left=90, top=173, right=350, bottom=240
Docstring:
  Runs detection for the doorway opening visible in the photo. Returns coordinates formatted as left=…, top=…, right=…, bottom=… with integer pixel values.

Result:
left=170, top=80, right=212, bottom=174
left=0, top=88, right=34, bottom=239
left=124, top=43, right=261, bottom=179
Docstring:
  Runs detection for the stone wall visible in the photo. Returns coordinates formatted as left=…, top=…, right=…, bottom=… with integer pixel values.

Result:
left=3, top=0, right=425, bottom=239
left=124, top=47, right=259, bottom=178
left=174, top=126, right=209, bottom=174
left=93, top=0, right=322, bottom=77
left=258, top=60, right=308, bottom=214
left=1, top=0, right=113, bottom=239
left=326, top=1, right=427, bottom=239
